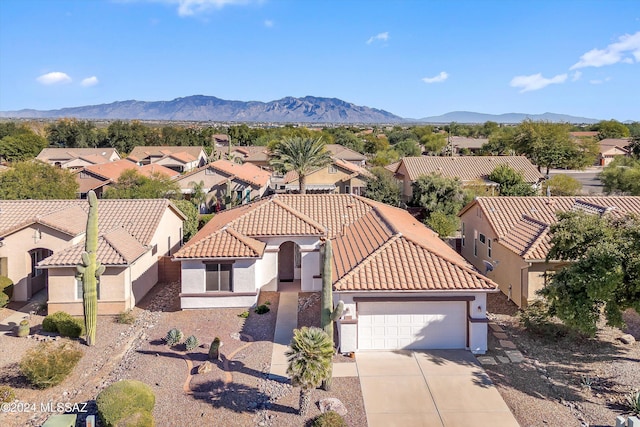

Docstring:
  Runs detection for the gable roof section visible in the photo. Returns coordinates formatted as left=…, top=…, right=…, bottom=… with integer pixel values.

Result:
left=463, top=196, right=640, bottom=260
left=399, top=156, right=543, bottom=183
left=0, top=201, right=82, bottom=238
left=173, top=227, right=266, bottom=259
left=283, top=158, right=371, bottom=184
left=209, top=160, right=271, bottom=187
left=39, top=227, right=148, bottom=267
left=36, top=148, right=119, bottom=163
left=128, top=146, right=205, bottom=160
left=325, top=144, right=367, bottom=162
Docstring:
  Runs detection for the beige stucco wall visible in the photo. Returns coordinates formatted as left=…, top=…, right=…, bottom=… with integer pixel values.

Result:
left=150, top=205, right=185, bottom=256
left=288, top=165, right=353, bottom=193
left=0, top=224, right=83, bottom=301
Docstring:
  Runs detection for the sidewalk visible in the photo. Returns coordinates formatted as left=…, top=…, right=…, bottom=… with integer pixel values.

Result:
left=269, top=291, right=298, bottom=381
left=0, top=290, right=47, bottom=335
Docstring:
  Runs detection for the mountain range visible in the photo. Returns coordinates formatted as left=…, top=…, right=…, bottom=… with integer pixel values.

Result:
left=0, top=95, right=601, bottom=124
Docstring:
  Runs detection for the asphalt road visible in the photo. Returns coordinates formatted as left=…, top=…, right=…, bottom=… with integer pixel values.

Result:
left=547, top=167, right=605, bottom=195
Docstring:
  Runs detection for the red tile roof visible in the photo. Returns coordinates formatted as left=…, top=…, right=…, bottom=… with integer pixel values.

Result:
left=176, top=194, right=498, bottom=292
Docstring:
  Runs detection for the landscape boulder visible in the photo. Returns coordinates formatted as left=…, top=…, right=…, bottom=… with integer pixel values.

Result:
left=318, top=397, right=347, bottom=416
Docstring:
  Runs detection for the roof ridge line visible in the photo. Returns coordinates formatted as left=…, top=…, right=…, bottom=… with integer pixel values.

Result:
left=353, top=196, right=399, bottom=234
left=271, top=198, right=327, bottom=235
left=224, top=227, right=265, bottom=256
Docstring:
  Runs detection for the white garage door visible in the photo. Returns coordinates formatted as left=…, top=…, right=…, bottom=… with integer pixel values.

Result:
left=358, top=301, right=466, bottom=350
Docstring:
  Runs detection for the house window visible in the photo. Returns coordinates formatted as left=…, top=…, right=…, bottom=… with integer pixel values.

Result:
left=205, top=167, right=215, bottom=175
left=76, top=278, right=100, bottom=300
left=236, top=190, right=243, bottom=201
left=30, top=249, right=45, bottom=277
left=479, top=233, right=486, bottom=244
left=328, top=165, right=337, bottom=174
left=152, top=244, right=158, bottom=256
left=474, top=238, right=478, bottom=257
left=461, top=223, right=465, bottom=247
left=487, top=239, right=492, bottom=258
left=205, top=263, right=232, bottom=292
left=344, top=185, right=350, bottom=194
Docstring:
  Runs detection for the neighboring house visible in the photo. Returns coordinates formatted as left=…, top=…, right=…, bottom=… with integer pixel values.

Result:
left=174, top=194, right=497, bottom=353
left=390, top=156, right=544, bottom=201
left=0, top=199, right=185, bottom=315
left=212, top=134, right=230, bottom=148
left=175, top=160, right=271, bottom=211
left=324, top=144, right=367, bottom=167
left=449, top=136, right=488, bottom=154
left=127, top=146, right=207, bottom=173
left=226, top=146, right=271, bottom=169
left=458, top=196, right=640, bottom=308
left=597, top=138, right=630, bottom=166
left=276, top=158, right=372, bottom=194
left=75, top=159, right=179, bottom=198
left=36, top=148, right=121, bottom=169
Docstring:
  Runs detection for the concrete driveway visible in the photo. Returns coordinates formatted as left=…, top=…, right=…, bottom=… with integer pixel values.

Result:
left=355, top=350, right=519, bottom=427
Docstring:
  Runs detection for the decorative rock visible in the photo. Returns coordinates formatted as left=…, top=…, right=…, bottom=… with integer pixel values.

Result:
left=318, top=398, right=348, bottom=416
left=619, top=334, right=636, bottom=345
left=477, top=356, right=497, bottom=365
left=496, top=356, right=511, bottom=364
left=197, top=361, right=213, bottom=374
left=499, top=340, right=517, bottom=349
left=505, top=350, right=525, bottom=363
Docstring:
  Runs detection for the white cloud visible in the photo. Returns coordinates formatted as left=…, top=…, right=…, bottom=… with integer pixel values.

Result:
left=264, top=19, right=273, bottom=28
left=421, top=71, right=449, bottom=84
left=589, top=77, right=611, bottom=85
left=128, top=0, right=252, bottom=17
left=570, top=31, right=640, bottom=69
left=571, top=71, right=582, bottom=81
left=81, top=76, right=99, bottom=87
left=366, top=32, right=389, bottom=45
left=36, top=72, right=72, bottom=85
left=510, top=73, right=568, bottom=92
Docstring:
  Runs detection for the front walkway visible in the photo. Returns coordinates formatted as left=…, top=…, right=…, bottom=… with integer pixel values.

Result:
left=356, top=350, right=520, bottom=427
left=269, top=291, right=298, bottom=380
left=0, top=290, right=47, bottom=334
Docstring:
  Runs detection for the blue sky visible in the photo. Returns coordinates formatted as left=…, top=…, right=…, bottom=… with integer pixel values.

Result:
left=1, top=0, right=639, bottom=121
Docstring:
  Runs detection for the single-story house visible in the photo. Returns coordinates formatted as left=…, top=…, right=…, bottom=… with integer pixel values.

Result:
left=449, top=136, right=488, bottom=154
left=75, top=159, right=179, bottom=198
left=0, top=199, right=185, bottom=315
left=276, top=158, right=372, bottom=195
left=390, top=156, right=544, bottom=201
left=226, top=146, right=271, bottom=169
left=324, top=144, right=367, bottom=167
left=173, top=194, right=498, bottom=354
left=127, top=146, right=208, bottom=173
left=458, top=196, right=640, bottom=307
left=36, top=148, right=121, bottom=170
left=175, top=159, right=272, bottom=211
left=597, top=138, right=631, bottom=166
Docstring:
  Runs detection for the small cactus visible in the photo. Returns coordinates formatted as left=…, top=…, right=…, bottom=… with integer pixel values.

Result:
left=185, top=335, right=199, bottom=351
left=165, top=328, right=183, bottom=346
left=209, top=337, right=222, bottom=361
left=17, top=319, right=30, bottom=337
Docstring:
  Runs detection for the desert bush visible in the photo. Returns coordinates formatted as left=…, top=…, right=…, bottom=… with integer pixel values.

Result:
left=184, top=335, right=199, bottom=351
left=96, top=380, right=155, bottom=427
left=116, top=310, right=136, bottom=325
left=0, top=385, right=15, bottom=403
left=165, top=328, right=183, bottom=346
left=313, top=411, right=347, bottom=427
left=626, top=389, right=640, bottom=415
left=20, top=341, right=83, bottom=389
left=519, top=300, right=571, bottom=340
left=0, top=276, right=13, bottom=308
left=198, top=213, right=215, bottom=229
left=42, top=311, right=84, bottom=337
left=254, top=304, right=270, bottom=315
left=237, top=310, right=249, bottom=318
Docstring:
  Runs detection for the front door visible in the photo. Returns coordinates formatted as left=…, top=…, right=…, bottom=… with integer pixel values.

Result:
left=278, top=241, right=295, bottom=282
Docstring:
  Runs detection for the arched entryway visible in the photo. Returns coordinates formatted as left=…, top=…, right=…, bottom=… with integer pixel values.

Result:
left=278, top=241, right=301, bottom=292
left=28, top=248, right=52, bottom=299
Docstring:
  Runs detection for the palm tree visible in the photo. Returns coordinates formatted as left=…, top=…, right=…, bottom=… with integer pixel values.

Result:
left=269, top=136, right=332, bottom=194
left=286, top=327, right=334, bottom=415
left=189, top=180, right=207, bottom=213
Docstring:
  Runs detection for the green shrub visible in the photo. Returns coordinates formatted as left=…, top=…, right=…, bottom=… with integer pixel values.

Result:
left=96, top=380, right=155, bottom=427
left=165, top=328, right=183, bottom=346
left=0, top=276, right=13, bottom=308
left=519, top=300, right=570, bottom=339
left=237, top=310, right=249, bottom=318
left=626, top=389, right=640, bottom=415
left=184, top=335, right=199, bottom=351
left=313, top=411, right=347, bottom=427
left=20, top=341, right=83, bottom=389
left=254, top=304, right=270, bottom=315
left=42, top=311, right=85, bottom=338
left=116, top=310, right=136, bottom=325
left=0, top=385, right=15, bottom=403
left=198, top=213, right=215, bottom=229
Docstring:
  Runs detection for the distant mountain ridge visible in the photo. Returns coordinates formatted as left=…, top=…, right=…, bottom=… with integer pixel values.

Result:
left=0, top=95, right=604, bottom=124
left=417, top=111, right=600, bottom=124
left=0, top=95, right=403, bottom=124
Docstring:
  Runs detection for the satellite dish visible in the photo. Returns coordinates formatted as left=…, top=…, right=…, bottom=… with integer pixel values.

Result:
left=483, top=260, right=494, bottom=273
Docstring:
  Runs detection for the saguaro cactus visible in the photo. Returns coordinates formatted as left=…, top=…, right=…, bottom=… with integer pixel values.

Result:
left=76, top=190, right=104, bottom=346
left=320, top=239, right=344, bottom=391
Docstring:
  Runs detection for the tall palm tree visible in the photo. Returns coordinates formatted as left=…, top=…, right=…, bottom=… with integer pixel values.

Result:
left=286, top=327, right=334, bottom=415
left=269, top=136, right=332, bottom=194
left=189, top=180, right=207, bottom=213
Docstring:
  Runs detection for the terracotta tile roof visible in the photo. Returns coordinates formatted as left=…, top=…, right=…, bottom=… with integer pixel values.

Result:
left=39, top=227, right=148, bottom=267
left=209, top=160, right=271, bottom=187
left=167, top=151, right=197, bottom=163
left=139, top=164, right=181, bottom=178
left=128, top=146, right=205, bottom=160
left=324, top=144, right=367, bottom=161
left=0, top=201, right=83, bottom=238
left=385, top=161, right=401, bottom=173
left=599, top=138, right=630, bottom=153
left=176, top=194, right=498, bottom=292
left=450, top=136, right=488, bottom=149
left=36, top=148, right=119, bottom=163
left=229, top=146, right=270, bottom=162
left=283, top=158, right=371, bottom=184
left=83, top=159, right=140, bottom=181
left=462, top=196, right=640, bottom=260
left=398, top=156, right=543, bottom=183
left=173, top=227, right=265, bottom=259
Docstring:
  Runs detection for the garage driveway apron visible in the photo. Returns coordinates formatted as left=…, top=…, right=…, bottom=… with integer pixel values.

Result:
left=355, top=350, right=520, bottom=427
